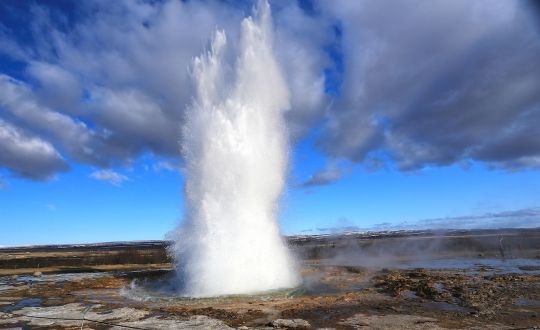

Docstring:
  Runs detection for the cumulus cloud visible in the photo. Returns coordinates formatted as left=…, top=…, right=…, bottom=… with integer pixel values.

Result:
left=26, top=62, right=82, bottom=114
left=316, top=0, right=540, bottom=171
left=0, top=0, right=539, bottom=181
left=272, top=0, right=330, bottom=138
left=90, top=169, right=128, bottom=186
left=0, top=0, right=326, bottom=180
left=300, top=164, right=345, bottom=187
left=0, top=74, right=98, bottom=164
left=153, top=160, right=181, bottom=173
left=0, top=119, right=68, bottom=180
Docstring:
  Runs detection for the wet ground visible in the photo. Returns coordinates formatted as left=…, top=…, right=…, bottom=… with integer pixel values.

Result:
left=0, top=229, right=539, bottom=329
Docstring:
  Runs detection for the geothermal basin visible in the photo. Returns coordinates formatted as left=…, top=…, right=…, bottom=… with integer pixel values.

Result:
left=0, top=228, right=539, bottom=329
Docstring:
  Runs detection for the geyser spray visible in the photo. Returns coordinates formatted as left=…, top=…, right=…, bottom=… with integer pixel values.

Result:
left=172, top=1, right=300, bottom=297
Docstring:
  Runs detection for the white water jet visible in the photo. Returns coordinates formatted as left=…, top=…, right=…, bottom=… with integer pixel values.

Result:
left=173, top=1, right=300, bottom=297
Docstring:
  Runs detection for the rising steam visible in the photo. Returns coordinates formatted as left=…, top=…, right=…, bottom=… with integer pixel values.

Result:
left=172, top=1, right=300, bottom=297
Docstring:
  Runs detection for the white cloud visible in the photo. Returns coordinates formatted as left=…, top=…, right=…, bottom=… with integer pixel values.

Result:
left=0, top=75, right=101, bottom=166
left=0, top=0, right=330, bottom=180
left=26, top=62, right=82, bottom=114
left=301, top=163, right=347, bottom=187
left=90, top=169, right=128, bottom=186
left=0, top=119, right=68, bottom=180
left=153, top=160, right=181, bottom=173
left=0, top=0, right=539, bottom=179
left=315, top=0, right=540, bottom=170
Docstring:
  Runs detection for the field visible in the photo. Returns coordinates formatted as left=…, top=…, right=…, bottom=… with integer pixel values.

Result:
left=1, top=228, right=539, bottom=329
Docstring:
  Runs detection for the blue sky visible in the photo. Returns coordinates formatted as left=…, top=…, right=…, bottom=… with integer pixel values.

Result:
left=1, top=145, right=539, bottom=246
left=1, top=0, right=540, bottom=245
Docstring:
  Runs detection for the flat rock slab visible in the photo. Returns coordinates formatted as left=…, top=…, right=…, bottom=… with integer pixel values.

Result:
left=0, top=303, right=232, bottom=329
left=0, top=303, right=150, bottom=327
left=117, top=315, right=234, bottom=329
left=340, top=313, right=444, bottom=329
left=271, top=318, right=311, bottom=329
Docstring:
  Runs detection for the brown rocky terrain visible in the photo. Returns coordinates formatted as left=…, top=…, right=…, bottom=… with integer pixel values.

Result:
left=0, top=228, right=539, bottom=329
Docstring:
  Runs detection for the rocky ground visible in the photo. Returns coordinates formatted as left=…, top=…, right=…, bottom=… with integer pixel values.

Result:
left=0, top=263, right=539, bottom=329
left=0, top=229, right=539, bottom=329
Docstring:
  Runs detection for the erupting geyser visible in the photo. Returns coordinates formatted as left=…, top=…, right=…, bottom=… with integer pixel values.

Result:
left=172, top=1, right=300, bottom=297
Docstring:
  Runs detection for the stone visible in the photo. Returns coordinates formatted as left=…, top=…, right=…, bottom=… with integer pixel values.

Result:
left=117, top=315, right=233, bottom=329
left=340, top=314, right=444, bottom=329
left=0, top=303, right=150, bottom=328
left=271, top=318, right=311, bottom=329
